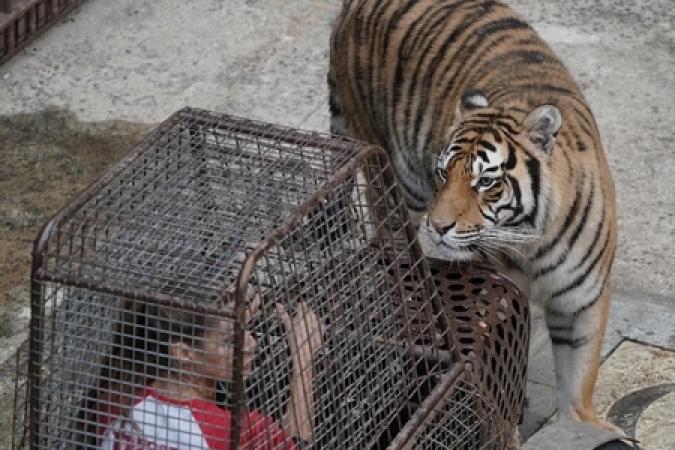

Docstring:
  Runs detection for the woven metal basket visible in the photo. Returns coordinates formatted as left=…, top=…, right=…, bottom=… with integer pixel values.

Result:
left=13, top=108, right=528, bottom=449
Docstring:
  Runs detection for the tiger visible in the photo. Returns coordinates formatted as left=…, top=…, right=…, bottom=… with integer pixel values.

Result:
left=328, top=0, right=619, bottom=438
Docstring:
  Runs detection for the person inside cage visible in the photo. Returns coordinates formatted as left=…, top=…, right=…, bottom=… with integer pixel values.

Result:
left=90, top=295, right=323, bottom=450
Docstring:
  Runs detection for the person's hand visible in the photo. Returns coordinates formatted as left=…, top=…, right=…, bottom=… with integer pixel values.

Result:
left=276, top=303, right=323, bottom=371
left=276, top=302, right=324, bottom=442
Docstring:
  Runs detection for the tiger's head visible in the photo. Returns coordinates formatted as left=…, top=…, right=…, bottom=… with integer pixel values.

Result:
left=418, top=91, right=562, bottom=262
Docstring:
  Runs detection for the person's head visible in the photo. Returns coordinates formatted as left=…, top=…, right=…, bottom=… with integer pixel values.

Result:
left=125, top=303, right=258, bottom=389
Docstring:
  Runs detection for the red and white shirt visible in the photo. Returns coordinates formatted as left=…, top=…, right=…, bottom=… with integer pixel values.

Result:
left=99, top=387, right=297, bottom=450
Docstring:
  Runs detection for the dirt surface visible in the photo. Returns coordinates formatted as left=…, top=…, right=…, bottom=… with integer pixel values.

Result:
left=0, top=110, right=152, bottom=363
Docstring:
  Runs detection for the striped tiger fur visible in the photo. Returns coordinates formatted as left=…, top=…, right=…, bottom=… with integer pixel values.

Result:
left=328, top=0, right=619, bottom=436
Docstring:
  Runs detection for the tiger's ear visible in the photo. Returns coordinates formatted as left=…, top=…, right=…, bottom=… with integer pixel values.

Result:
left=455, top=90, right=489, bottom=119
left=524, top=105, right=562, bottom=154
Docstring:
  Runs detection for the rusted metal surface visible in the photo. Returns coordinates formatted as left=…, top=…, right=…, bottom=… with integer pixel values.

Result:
left=16, top=108, right=529, bottom=449
left=0, top=0, right=81, bottom=66
left=404, top=261, right=530, bottom=449
left=2, top=338, right=29, bottom=450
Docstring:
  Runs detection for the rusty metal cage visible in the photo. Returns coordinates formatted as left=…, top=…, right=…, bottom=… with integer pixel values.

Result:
left=15, top=107, right=529, bottom=449
left=3, top=339, right=29, bottom=450
left=1, top=0, right=81, bottom=66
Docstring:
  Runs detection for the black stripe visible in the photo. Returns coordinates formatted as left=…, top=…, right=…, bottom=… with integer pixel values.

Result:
left=534, top=179, right=595, bottom=277
left=434, top=17, right=531, bottom=98
left=476, top=150, right=489, bottom=162
left=428, top=15, right=532, bottom=135
left=497, top=120, right=518, bottom=135
left=405, top=4, right=451, bottom=56
left=393, top=2, right=457, bottom=152
left=534, top=177, right=582, bottom=260
left=351, top=6, right=381, bottom=145
left=478, top=140, right=496, bottom=152
left=572, top=106, right=595, bottom=136
left=471, top=47, right=559, bottom=87
left=578, top=123, right=594, bottom=140
left=574, top=280, right=608, bottom=317
left=533, top=253, right=566, bottom=278
left=504, top=142, right=517, bottom=170
left=388, top=2, right=431, bottom=154
left=424, top=1, right=498, bottom=87
left=550, top=335, right=591, bottom=348
left=457, top=120, right=491, bottom=129
left=485, top=188, right=502, bottom=202
left=469, top=112, right=501, bottom=120
left=497, top=112, right=521, bottom=127
left=409, top=3, right=492, bottom=150
left=562, top=149, right=573, bottom=179
left=491, top=83, right=578, bottom=102
left=568, top=179, right=594, bottom=248
left=386, top=0, right=425, bottom=152
left=414, top=2, right=499, bottom=141
left=499, top=175, right=523, bottom=219
left=478, top=206, right=497, bottom=223
left=365, top=0, right=392, bottom=138
left=547, top=280, right=607, bottom=318
left=551, top=230, right=610, bottom=298
left=572, top=197, right=606, bottom=271
left=476, top=49, right=560, bottom=79
left=381, top=0, right=419, bottom=54
left=523, top=158, right=541, bottom=227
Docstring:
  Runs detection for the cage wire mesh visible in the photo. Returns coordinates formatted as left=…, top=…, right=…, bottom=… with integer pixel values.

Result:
left=17, top=107, right=528, bottom=450
left=2, top=337, right=29, bottom=450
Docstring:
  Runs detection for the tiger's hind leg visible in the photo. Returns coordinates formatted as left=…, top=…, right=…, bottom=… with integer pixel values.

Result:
left=545, top=284, right=623, bottom=434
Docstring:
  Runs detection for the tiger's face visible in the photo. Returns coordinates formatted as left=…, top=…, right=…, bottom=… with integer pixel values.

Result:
left=418, top=94, right=561, bottom=262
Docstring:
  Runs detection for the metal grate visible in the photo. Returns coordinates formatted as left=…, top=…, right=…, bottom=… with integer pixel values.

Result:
left=2, top=339, right=29, bottom=450
left=400, top=263, right=530, bottom=450
left=17, top=108, right=528, bottom=449
left=1, top=0, right=81, bottom=66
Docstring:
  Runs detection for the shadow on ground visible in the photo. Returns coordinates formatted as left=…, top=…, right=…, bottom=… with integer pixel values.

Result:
left=0, top=109, right=152, bottom=359
left=0, top=109, right=153, bottom=449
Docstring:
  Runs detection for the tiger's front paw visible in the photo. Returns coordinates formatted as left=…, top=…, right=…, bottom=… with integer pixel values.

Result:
left=507, top=427, right=522, bottom=449
left=569, top=407, right=627, bottom=438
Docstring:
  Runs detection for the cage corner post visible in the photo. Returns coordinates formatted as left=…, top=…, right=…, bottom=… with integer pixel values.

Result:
left=27, top=220, right=55, bottom=450
left=370, top=145, right=456, bottom=354
left=229, top=249, right=263, bottom=450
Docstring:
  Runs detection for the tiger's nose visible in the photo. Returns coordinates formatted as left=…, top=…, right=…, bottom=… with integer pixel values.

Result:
left=428, top=217, right=456, bottom=235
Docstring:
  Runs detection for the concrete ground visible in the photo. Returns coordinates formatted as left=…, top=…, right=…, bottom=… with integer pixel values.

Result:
left=0, top=0, right=673, bottom=448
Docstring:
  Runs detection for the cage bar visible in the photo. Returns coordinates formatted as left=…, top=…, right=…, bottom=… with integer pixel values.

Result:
left=15, top=107, right=528, bottom=449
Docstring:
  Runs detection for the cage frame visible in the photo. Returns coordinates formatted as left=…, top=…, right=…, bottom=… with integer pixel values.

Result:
left=24, top=107, right=528, bottom=450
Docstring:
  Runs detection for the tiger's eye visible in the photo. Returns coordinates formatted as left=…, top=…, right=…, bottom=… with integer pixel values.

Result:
left=477, top=177, right=494, bottom=188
